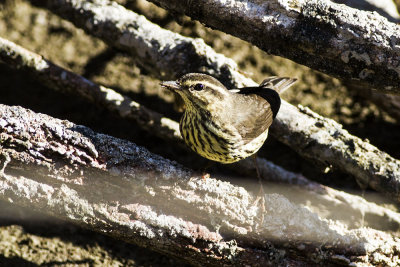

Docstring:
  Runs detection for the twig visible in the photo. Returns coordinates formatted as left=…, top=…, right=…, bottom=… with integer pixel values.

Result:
left=25, top=0, right=400, bottom=202
left=1, top=104, right=399, bottom=266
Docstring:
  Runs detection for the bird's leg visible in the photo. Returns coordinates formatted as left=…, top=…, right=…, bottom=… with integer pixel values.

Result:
left=252, top=154, right=265, bottom=224
left=201, top=160, right=214, bottom=179
left=355, top=176, right=369, bottom=227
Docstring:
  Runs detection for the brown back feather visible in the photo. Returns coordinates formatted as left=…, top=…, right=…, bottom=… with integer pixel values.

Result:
left=229, top=77, right=297, bottom=143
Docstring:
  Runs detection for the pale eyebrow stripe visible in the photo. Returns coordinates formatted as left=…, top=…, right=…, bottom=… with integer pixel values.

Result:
left=186, top=80, right=229, bottom=96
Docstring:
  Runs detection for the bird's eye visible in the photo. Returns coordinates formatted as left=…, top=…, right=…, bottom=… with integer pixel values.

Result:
left=193, top=83, right=204, bottom=91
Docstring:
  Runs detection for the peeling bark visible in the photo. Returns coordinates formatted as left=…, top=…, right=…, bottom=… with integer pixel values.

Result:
left=1, top=104, right=399, bottom=266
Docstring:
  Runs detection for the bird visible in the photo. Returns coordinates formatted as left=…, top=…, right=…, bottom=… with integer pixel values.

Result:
left=160, top=73, right=297, bottom=165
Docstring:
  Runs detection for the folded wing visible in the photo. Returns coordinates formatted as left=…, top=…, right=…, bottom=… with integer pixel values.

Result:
left=229, top=77, right=297, bottom=143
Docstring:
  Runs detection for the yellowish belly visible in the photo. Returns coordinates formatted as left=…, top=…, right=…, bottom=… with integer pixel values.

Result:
left=180, top=112, right=269, bottom=163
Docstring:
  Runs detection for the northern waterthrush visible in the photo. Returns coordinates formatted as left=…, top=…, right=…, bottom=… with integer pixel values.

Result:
left=161, top=73, right=297, bottom=164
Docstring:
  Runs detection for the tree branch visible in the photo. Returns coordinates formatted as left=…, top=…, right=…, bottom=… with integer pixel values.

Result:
left=24, top=0, right=400, bottom=202
left=0, top=37, right=181, bottom=142
left=148, top=0, right=400, bottom=94
left=1, top=104, right=399, bottom=266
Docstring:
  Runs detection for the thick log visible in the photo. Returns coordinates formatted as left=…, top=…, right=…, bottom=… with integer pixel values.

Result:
left=1, top=104, right=399, bottom=266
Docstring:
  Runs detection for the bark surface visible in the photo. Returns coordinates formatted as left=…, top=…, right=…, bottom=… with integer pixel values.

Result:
left=1, top=104, right=399, bottom=266
left=149, top=0, right=400, bottom=94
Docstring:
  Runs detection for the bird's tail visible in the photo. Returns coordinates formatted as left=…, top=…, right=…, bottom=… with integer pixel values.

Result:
left=259, top=76, right=297, bottom=94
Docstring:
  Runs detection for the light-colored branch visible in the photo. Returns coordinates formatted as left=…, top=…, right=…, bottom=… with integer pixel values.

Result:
left=25, top=0, right=400, bottom=202
left=148, top=0, right=400, bottom=94
left=273, top=103, right=400, bottom=201
left=0, top=37, right=180, bottom=142
left=27, top=0, right=256, bottom=87
left=1, top=35, right=399, bottom=231
left=1, top=104, right=399, bottom=266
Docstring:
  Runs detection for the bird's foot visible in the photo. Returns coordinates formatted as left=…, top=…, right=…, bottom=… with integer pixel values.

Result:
left=202, top=173, right=210, bottom=179
left=252, top=154, right=266, bottom=224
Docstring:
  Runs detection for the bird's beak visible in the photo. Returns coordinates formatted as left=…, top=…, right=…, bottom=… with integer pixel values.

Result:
left=160, top=81, right=181, bottom=91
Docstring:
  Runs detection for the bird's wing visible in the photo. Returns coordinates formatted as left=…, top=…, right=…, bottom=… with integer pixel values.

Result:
left=228, top=77, right=296, bottom=143
left=228, top=92, right=275, bottom=143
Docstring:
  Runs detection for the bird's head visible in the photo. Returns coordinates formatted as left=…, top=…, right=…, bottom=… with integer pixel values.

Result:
left=161, top=73, right=230, bottom=111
